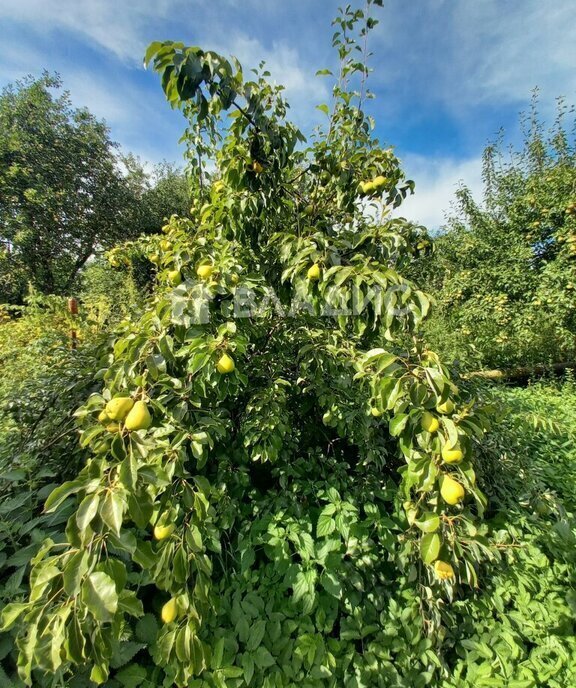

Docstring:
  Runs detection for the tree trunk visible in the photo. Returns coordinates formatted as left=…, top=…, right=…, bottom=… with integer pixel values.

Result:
left=465, top=362, right=576, bottom=383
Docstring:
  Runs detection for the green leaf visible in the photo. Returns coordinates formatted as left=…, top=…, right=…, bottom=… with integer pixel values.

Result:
left=135, top=613, right=158, bottom=644
left=253, top=645, right=276, bottom=669
left=44, top=480, right=84, bottom=512
left=128, top=492, right=153, bottom=529
left=144, top=41, right=163, bottom=67
left=420, top=533, right=441, bottom=564
left=316, top=513, right=336, bottom=537
left=0, top=602, right=28, bottom=631
left=100, top=491, right=124, bottom=535
left=415, top=512, right=440, bottom=534
left=316, top=104, right=330, bottom=116
left=63, top=550, right=89, bottom=596
left=389, top=413, right=408, bottom=436
left=110, top=641, right=145, bottom=670
left=81, top=571, right=118, bottom=622
left=118, top=590, right=144, bottom=618
left=133, top=540, right=156, bottom=569
left=211, top=637, right=225, bottom=670
left=320, top=571, right=342, bottom=599
left=242, top=653, right=255, bottom=684
left=76, top=493, right=100, bottom=532
left=90, top=663, right=109, bottom=684
left=246, top=619, right=267, bottom=652
left=115, top=663, right=148, bottom=688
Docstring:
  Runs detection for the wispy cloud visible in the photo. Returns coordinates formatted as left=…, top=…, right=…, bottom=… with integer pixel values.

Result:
left=393, top=154, right=483, bottom=232
left=0, top=0, right=573, bottom=227
left=0, top=0, right=171, bottom=63
left=371, top=0, right=576, bottom=114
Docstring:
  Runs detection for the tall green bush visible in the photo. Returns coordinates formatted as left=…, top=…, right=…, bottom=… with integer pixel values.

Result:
left=1, top=6, right=575, bottom=688
left=417, top=97, right=576, bottom=370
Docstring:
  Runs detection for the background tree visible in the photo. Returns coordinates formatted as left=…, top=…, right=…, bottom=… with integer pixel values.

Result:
left=418, top=97, right=576, bottom=370
left=0, top=75, right=191, bottom=304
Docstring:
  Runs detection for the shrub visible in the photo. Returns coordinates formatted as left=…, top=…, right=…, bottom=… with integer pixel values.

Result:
left=1, top=5, right=575, bottom=688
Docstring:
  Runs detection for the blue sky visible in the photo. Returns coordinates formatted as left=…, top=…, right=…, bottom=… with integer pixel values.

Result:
left=0, top=0, right=575, bottom=229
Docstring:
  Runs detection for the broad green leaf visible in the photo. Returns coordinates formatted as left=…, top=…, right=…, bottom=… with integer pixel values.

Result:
left=253, top=645, right=276, bottom=669
left=81, top=571, right=118, bottom=622
left=115, top=663, right=148, bottom=688
left=128, top=492, right=153, bottom=529
left=420, top=533, right=441, bottom=564
left=247, top=619, right=267, bottom=652
left=242, top=653, right=255, bottom=684
left=44, top=480, right=84, bottom=512
left=76, top=493, right=100, bottom=532
left=100, top=491, right=124, bottom=535
left=389, top=413, right=408, bottom=436
left=415, top=513, right=440, bottom=534
left=63, top=550, right=89, bottom=596
left=317, top=514, right=336, bottom=537
left=320, top=571, right=342, bottom=599
left=135, top=614, right=158, bottom=644
left=90, top=663, right=109, bottom=684
left=0, top=602, right=28, bottom=631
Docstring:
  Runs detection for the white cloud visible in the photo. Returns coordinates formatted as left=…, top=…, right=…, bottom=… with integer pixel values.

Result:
left=450, top=1, right=576, bottom=109
left=0, top=0, right=172, bottom=63
left=369, top=0, right=576, bottom=116
left=0, top=0, right=327, bottom=138
left=212, top=35, right=328, bottom=129
left=392, top=154, right=483, bottom=232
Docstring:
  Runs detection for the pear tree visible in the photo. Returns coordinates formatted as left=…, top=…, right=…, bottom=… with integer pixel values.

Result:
left=1, top=4, right=493, bottom=686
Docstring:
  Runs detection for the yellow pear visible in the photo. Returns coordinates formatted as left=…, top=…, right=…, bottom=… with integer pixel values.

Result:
left=304, top=204, right=314, bottom=216
left=168, top=270, right=182, bottom=286
left=105, top=397, right=134, bottom=421
left=440, top=476, right=465, bottom=505
left=213, top=180, right=225, bottom=193
left=307, top=263, right=321, bottom=281
left=98, top=409, right=110, bottom=424
left=105, top=423, right=121, bottom=433
left=230, top=273, right=239, bottom=285
left=252, top=160, right=264, bottom=174
left=373, top=175, right=387, bottom=188
left=125, top=401, right=152, bottom=432
left=437, top=399, right=455, bottom=414
left=361, top=181, right=375, bottom=194
left=442, top=444, right=463, bottom=464
left=150, top=253, right=160, bottom=265
left=216, top=353, right=235, bottom=374
left=161, top=598, right=178, bottom=624
left=154, top=524, right=175, bottom=540
left=433, top=560, right=455, bottom=580
left=421, top=412, right=439, bottom=433
left=197, top=264, right=214, bottom=280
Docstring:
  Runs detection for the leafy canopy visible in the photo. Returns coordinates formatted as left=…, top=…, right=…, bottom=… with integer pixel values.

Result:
left=0, top=74, right=191, bottom=304
left=419, top=95, right=576, bottom=369
left=1, top=4, right=497, bottom=687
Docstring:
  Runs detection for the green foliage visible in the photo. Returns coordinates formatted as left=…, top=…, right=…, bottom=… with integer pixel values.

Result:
left=418, top=95, right=576, bottom=369
left=0, top=295, right=111, bottom=685
left=122, top=157, right=192, bottom=238
left=1, top=6, right=576, bottom=688
left=0, top=75, right=192, bottom=304
left=79, top=257, right=146, bottom=326
left=0, top=74, right=132, bottom=302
